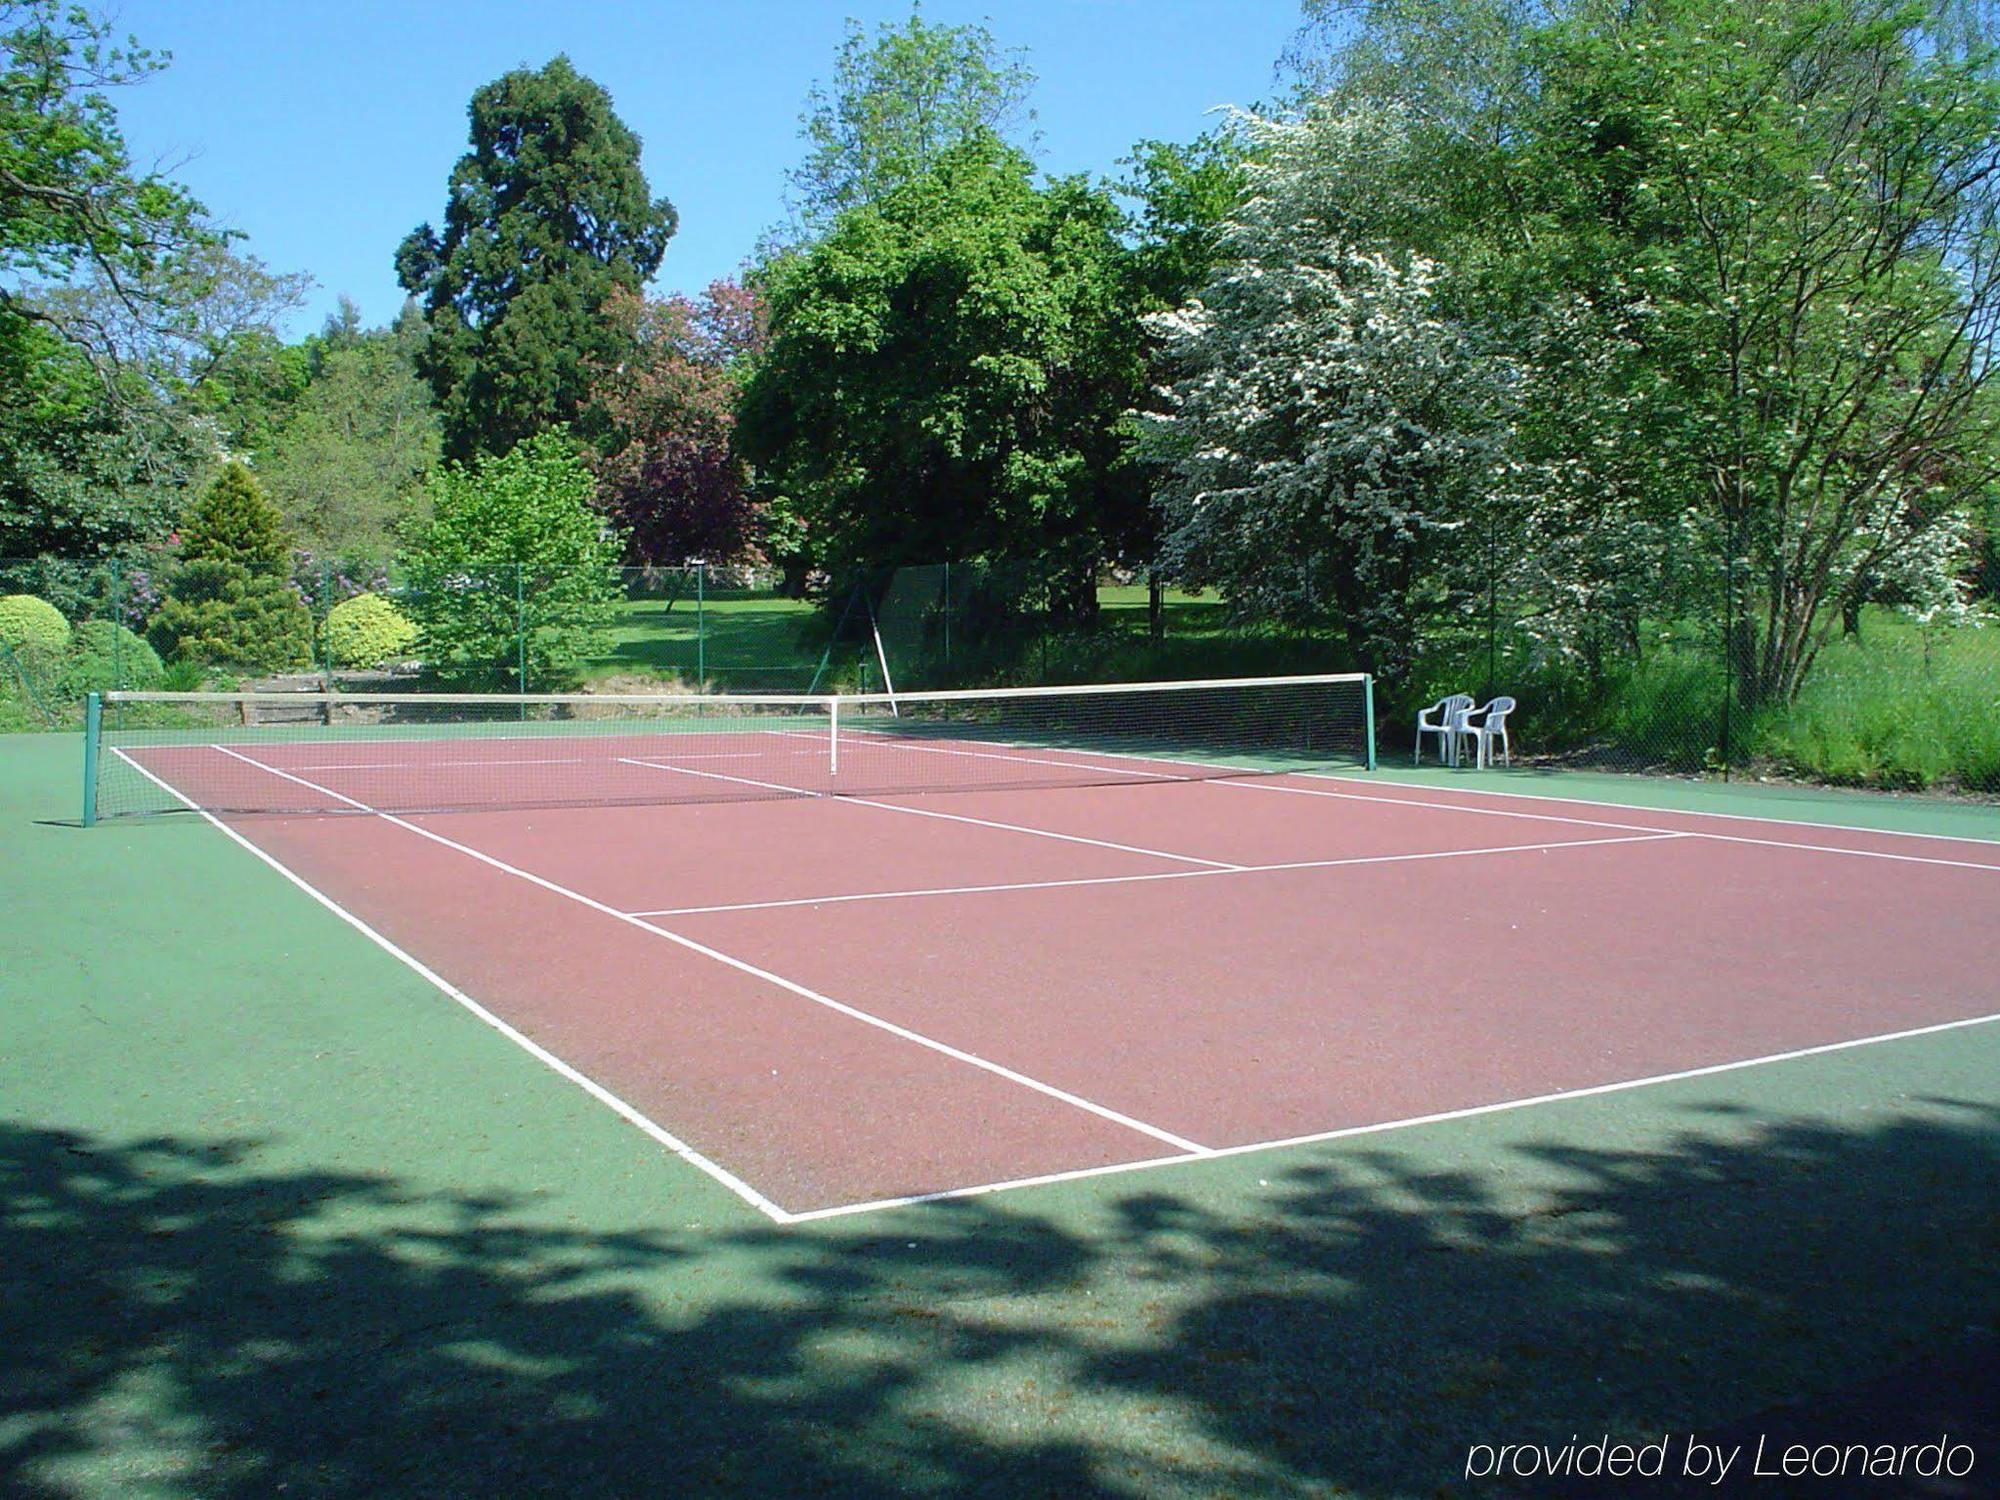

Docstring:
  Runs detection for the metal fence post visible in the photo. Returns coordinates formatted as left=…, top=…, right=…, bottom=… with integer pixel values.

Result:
left=1721, top=511, right=1736, bottom=782
left=696, top=560, right=706, bottom=684
left=515, top=564, right=527, bottom=698
left=110, top=560, right=123, bottom=691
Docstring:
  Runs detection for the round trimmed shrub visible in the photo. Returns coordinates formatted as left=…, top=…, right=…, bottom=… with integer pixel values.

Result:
left=0, top=594, right=70, bottom=654
left=62, top=619, right=165, bottom=693
left=322, top=591, right=418, bottom=669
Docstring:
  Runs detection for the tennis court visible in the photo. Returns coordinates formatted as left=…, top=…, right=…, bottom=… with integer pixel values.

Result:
left=85, top=676, right=2000, bottom=1223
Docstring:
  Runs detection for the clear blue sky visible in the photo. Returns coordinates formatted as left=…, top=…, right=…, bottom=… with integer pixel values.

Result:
left=112, top=0, right=1304, bottom=337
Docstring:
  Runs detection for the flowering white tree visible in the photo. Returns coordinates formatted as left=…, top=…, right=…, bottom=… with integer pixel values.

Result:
left=1140, top=104, right=1512, bottom=679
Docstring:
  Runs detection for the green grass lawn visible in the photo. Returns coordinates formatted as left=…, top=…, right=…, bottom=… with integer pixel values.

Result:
left=585, top=589, right=829, bottom=689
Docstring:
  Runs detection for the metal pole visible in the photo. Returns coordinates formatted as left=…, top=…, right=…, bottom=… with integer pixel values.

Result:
left=82, top=692, right=101, bottom=827
left=515, top=565, right=527, bottom=711
left=1486, top=514, right=1498, bottom=698
left=1721, top=512, right=1735, bottom=781
left=1362, top=675, right=1377, bottom=772
left=695, top=561, right=706, bottom=684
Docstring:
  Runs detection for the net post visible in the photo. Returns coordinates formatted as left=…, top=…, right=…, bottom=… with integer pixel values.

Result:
left=828, top=695, right=840, bottom=778
left=82, top=692, right=101, bottom=827
left=1362, top=675, right=1377, bottom=772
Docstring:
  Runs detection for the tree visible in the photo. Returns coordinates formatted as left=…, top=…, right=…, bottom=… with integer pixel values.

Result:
left=1140, top=104, right=1510, bottom=680
left=739, top=141, right=1150, bottom=623
left=781, top=3, right=1037, bottom=240
left=0, top=313, right=189, bottom=555
left=1118, top=127, right=1252, bottom=311
left=0, top=3, right=216, bottom=360
left=1269, top=0, right=2000, bottom=708
left=587, top=280, right=767, bottom=567
left=0, top=5, right=298, bottom=558
left=147, top=462, right=311, bottom=671
left=396, top=56, right=676, bottom=462
left=258, top=329, right=441, bottom=558
left=398, top=430, right=623, bottom=687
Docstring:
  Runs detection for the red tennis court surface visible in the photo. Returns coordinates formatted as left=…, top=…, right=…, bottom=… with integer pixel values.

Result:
left=121, top=737, right=2000, bottom=1223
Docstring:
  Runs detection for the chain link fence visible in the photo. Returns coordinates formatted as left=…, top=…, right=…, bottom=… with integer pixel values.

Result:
left=4, top=549, right=1996, bottom=796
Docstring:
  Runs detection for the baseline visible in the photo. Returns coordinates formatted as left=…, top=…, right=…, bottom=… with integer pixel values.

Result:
left=785, top=1009, right=2000, bottom=1223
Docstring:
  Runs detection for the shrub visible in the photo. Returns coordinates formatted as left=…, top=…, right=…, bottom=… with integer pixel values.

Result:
left=151, top=466, right=314, bottom=673
left=322, top=591, right=418, bottom=669
left=0, top=594, right=70, bottom=654
left=62, top=619, right=165, bottom=694
left=148, top=559, right=314, bottom=671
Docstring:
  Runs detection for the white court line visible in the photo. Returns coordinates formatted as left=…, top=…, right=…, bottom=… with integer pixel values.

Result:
left=1320, top=771, right=2000, bottom=848
left=209, top=744, right=1212, bottom=1158
left=797, top=723, right=2000, bottom=860
left=822, top=729, right=1162, bottom=780
left=783, top=1007, right=2000, bottom=1223
left=273, top=751, right=793, bottom=771
left=1208, top=778, right=2000, bottom=874
left=109, top=749, right=796, bottom=1225
left=619, top=756, right=1244, bottom=871
left=621, top=832, right=1688, bottom=917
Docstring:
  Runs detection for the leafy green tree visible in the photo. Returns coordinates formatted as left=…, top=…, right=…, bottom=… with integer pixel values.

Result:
left=0, top=6, right=300, bottom=558
left=781, top=3, right=1037, bottom=240
left=740, top=141, right=1148, bottom=624
left=147, top=463, right=311, bottom=671
left=0, top=3, right=214, bottom=348
left=396, top=56, right=676, bottom=462
left=258, top=330, right=441, bottom=557
left=1118, top=127, right=1251, bottom=310
left=0, top=314, right=188, bottom=555
left=398, top=430, right=623, bottom=686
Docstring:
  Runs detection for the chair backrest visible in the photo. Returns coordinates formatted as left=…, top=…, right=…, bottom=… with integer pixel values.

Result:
left=1481, top=696, right=1516, bottom=729
left=1443, top=694, right=1477, bottom=729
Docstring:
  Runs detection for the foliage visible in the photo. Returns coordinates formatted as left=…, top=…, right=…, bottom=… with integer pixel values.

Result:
left=147, top=464, right=311, bottom=670
left=1241, top=0, right=2000, bottom=711
left=60, top=616, right=159, bottom=692
left=0, top=7, right=312, bottom=555
left=399, top=429, right=623, bottom=686
left=1117, top=127, right=1252, bottom=310
left=0, top=590, right=65, bottom=651
left=739, top=141, right=1151, bottom=623
left=587, top=280, right=766, bottom=567
left=396, top=56, right=677, bottom=462
left=0, top=2, right=216, bottom=343
left=321, top=590, right=417, bottom=670
left=1140, top=103, right=1511, bottom=680
left=782, top=4, right=1037, bottom=242
left=176, top=461, right=290, bottom=568
left=258, top=329, right=440, bottom=555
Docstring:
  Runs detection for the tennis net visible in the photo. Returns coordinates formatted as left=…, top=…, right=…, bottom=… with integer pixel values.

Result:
left=83, top=673, right=1374, bottom=822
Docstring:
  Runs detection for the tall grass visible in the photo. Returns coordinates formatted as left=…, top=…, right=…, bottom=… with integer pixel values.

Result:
left=1756, top=616, right=2000, bottom=792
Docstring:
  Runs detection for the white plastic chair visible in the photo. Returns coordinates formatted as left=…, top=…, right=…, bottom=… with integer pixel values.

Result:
left=1456, top=696, right=1516, bottom=769
left=1415, top=694, right=1475, bottom=766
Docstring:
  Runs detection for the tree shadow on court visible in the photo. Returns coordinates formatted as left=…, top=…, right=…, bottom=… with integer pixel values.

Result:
left=3, top=1102, right=1996, bottom=1498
